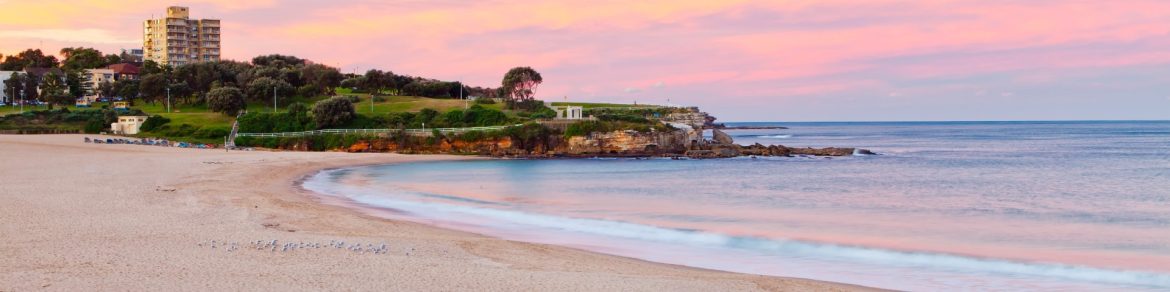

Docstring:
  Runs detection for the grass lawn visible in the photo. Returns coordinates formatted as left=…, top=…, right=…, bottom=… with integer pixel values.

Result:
left=550, top=102, right=657, bottom=109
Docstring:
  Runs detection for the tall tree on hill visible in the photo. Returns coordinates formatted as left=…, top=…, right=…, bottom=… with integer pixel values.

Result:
left=65, top=70, right=84, bottom=98
left=139, top=74, right=168, bottom=104
left=252, top=54, right=305, bottom=68
left=501, top=66, right=542, bottom=100
left=97, top=81, right=115, bottom=99
left=103, top=54, right=122, bottom=65
left=0, top=49, right=60, bottom=70
left=39, top=71, right=70, bottom=109
left=299, top=63, right=343, bottom=96
left=245, top=77, right=295, bottom=104
left=114, top=79, right=139, bottom=100
left=141, top=60, right=165, bottom=75
left=60, top=47, right=107, bottom=70
left=363, top=69, right=388, bottom=95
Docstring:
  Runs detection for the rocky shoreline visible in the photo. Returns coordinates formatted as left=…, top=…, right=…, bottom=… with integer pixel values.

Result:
left=246, top=107, right=874, bottom=159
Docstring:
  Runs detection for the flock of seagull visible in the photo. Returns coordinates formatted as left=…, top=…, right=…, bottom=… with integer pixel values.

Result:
left=196, top=239, right=414, bottom=256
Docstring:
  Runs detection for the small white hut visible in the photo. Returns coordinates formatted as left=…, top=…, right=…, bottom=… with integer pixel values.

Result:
left=554, top=106, right=584, bottom=120
left=111, top=116, right=148, bottom=135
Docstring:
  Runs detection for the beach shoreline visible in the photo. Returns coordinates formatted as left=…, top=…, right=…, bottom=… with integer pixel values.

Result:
left=0, top=134, right=875, bottom=291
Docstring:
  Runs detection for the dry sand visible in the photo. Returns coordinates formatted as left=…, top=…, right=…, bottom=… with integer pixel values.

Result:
left=0, top=134, right=875, bottom=291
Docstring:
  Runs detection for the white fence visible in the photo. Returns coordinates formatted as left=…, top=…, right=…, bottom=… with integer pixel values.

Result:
left=235, top=124, right=522, bottom=138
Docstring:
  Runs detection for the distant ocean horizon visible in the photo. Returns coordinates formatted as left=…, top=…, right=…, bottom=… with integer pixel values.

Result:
left=305, top=120, right=1170, bottom=291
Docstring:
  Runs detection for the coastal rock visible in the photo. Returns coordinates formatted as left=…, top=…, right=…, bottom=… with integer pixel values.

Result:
left=712, top=129, right=734, bottom=145
left=564, top=130, right=688, bottom=156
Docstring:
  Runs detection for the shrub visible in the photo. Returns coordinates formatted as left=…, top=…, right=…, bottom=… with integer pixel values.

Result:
left=597, top=114, right=649, bottom=124
left=372, top=95, right=387, bottom=102
left=139, top=115, right=171, bottom=132
left=529, top=107, right=556, bottom=119
left=83, top=117, right=105, bottom=134
left=287, top=102, right=309, bottom=115
left=312, top=96, right=356, bottom=129
left=193, top=126, right=230, bottom=139
left=296, top=84, right=318, bottom=98
left=385, top=112, right=416, bottom=128
left=207, top=86, right=246, bottom=115
left=565, top=121, right=606, bottom=137
left=414, top=108, right=439, bottom=127
left=474, top=98, right=496, bottom=105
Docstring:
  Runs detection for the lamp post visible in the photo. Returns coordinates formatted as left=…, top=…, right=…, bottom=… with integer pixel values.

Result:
left=20, top=89, right=25, bottom=113
left=273, top=86, right=277, bottom=113
left=166, top=86, right=171, bottom=113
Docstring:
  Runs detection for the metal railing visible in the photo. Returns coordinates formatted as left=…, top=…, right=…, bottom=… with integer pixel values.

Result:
left=235, top=124, right=522, bottom=138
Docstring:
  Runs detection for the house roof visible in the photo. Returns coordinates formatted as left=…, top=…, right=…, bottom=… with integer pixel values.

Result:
left=106, top=63, right=141, bottom=75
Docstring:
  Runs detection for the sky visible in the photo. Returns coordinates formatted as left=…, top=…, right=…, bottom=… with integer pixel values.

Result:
left=1, top=0, right=1168, bottom=121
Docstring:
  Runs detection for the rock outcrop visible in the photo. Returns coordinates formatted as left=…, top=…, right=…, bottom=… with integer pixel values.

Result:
left=252, top=119, right=874, bottom=158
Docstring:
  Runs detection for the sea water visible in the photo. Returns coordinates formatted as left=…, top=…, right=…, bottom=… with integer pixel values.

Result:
left=303, top=121, right=1170, bottom=291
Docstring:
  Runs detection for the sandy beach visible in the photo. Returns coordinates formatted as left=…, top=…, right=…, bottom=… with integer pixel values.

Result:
left=0, top=134, right=870, bottom=291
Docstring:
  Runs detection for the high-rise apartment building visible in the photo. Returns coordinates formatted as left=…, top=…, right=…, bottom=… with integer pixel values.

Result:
left=143, top=6, right=221, bottom=66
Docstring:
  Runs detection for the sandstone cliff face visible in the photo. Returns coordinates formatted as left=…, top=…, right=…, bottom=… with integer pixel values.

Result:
left=563, top=130, right=689, bottom=155
left=261, top=126, right=871, bottom=158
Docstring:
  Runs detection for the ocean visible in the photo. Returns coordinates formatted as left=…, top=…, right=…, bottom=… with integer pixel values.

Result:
left=303, top=121, right=1170, bottom=291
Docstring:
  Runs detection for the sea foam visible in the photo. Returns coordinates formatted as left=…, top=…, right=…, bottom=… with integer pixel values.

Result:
left=303, top=169, right=1170, bottom=289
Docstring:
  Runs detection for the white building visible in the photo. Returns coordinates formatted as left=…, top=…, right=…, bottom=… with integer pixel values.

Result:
left=0, top=71, right=17, bottom=104
left=83, top=69, right=115, bottom=101
left=111, top=116, right=148, bottom=135
left=554, top=106, right=584, bottom=120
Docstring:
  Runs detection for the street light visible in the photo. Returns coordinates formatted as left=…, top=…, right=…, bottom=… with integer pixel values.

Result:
left=166, top=86, right=172, bottom=113
left=19, top=89, right=24, bottom=113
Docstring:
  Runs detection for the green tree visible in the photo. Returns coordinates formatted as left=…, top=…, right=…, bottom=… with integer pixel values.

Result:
left=299, top=64, right=342, bottom=96
left=362, top=69, right=388, bottom=94
left=97, top=81, right=115, bottom=99
left=39, top=71, right=71, bottom=109
left=206, top=86, right=245, bottom=115
left=141, top=60, right=164, bottom=75
left=312, top=96, right=356, bottom=129
left=2, top=72, right=27, bottom=104
left=245, top=77, right=294, bottom=104
left=0, top=49, right=59, bottom=70
left=501, top=66, right=543, bottom=100
left=65, top=70, right=84, bottom=98
left=59, top=47, right=107, bottom=70
left=114, top=79, right=139, bottom=100
left=139, top=74, right=168, bottom=104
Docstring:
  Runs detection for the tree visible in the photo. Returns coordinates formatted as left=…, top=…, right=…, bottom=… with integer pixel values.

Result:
left=251, top=54, right=305, bottom=67
left=59, top=47, right=107, bottom=70
left=0, top=49, right=60, bottom=70
left=363, top=69, right=389, bottom=95
left=299, top=64, right=342, bottom=96
left=141, top=60, right=164, bottom=75
left=39, top=71, right=71, bottom=109
left=138, top=74, right=168, bottom=104
left=501, top=66, right=543, bottom=100
left=206, top=86, right=245, bottom=115
left=245, top=77, right=294, bottom=104
left=2, top=72, right=26, bottom=104
left=114, top=79, right=139, bottom=100
left=103, top=54, right=122, bottom=66
left=312, top=96, right=356, bottom=129
left=97, top=81, right=116, bottom=99
left=65, top=70, right=84, bottom=98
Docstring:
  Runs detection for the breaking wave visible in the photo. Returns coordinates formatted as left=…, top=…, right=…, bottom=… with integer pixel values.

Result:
left=303, top=169, right=1170, bottom=289
left=759, top=134, right=793, bottom=139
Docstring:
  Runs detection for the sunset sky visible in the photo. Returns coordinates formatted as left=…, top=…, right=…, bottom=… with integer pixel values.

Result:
left=2, top=0, right=1168, bottom=121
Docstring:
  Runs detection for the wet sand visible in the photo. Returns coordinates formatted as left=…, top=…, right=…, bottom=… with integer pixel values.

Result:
left=0, top=134, right=875, bottom=291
